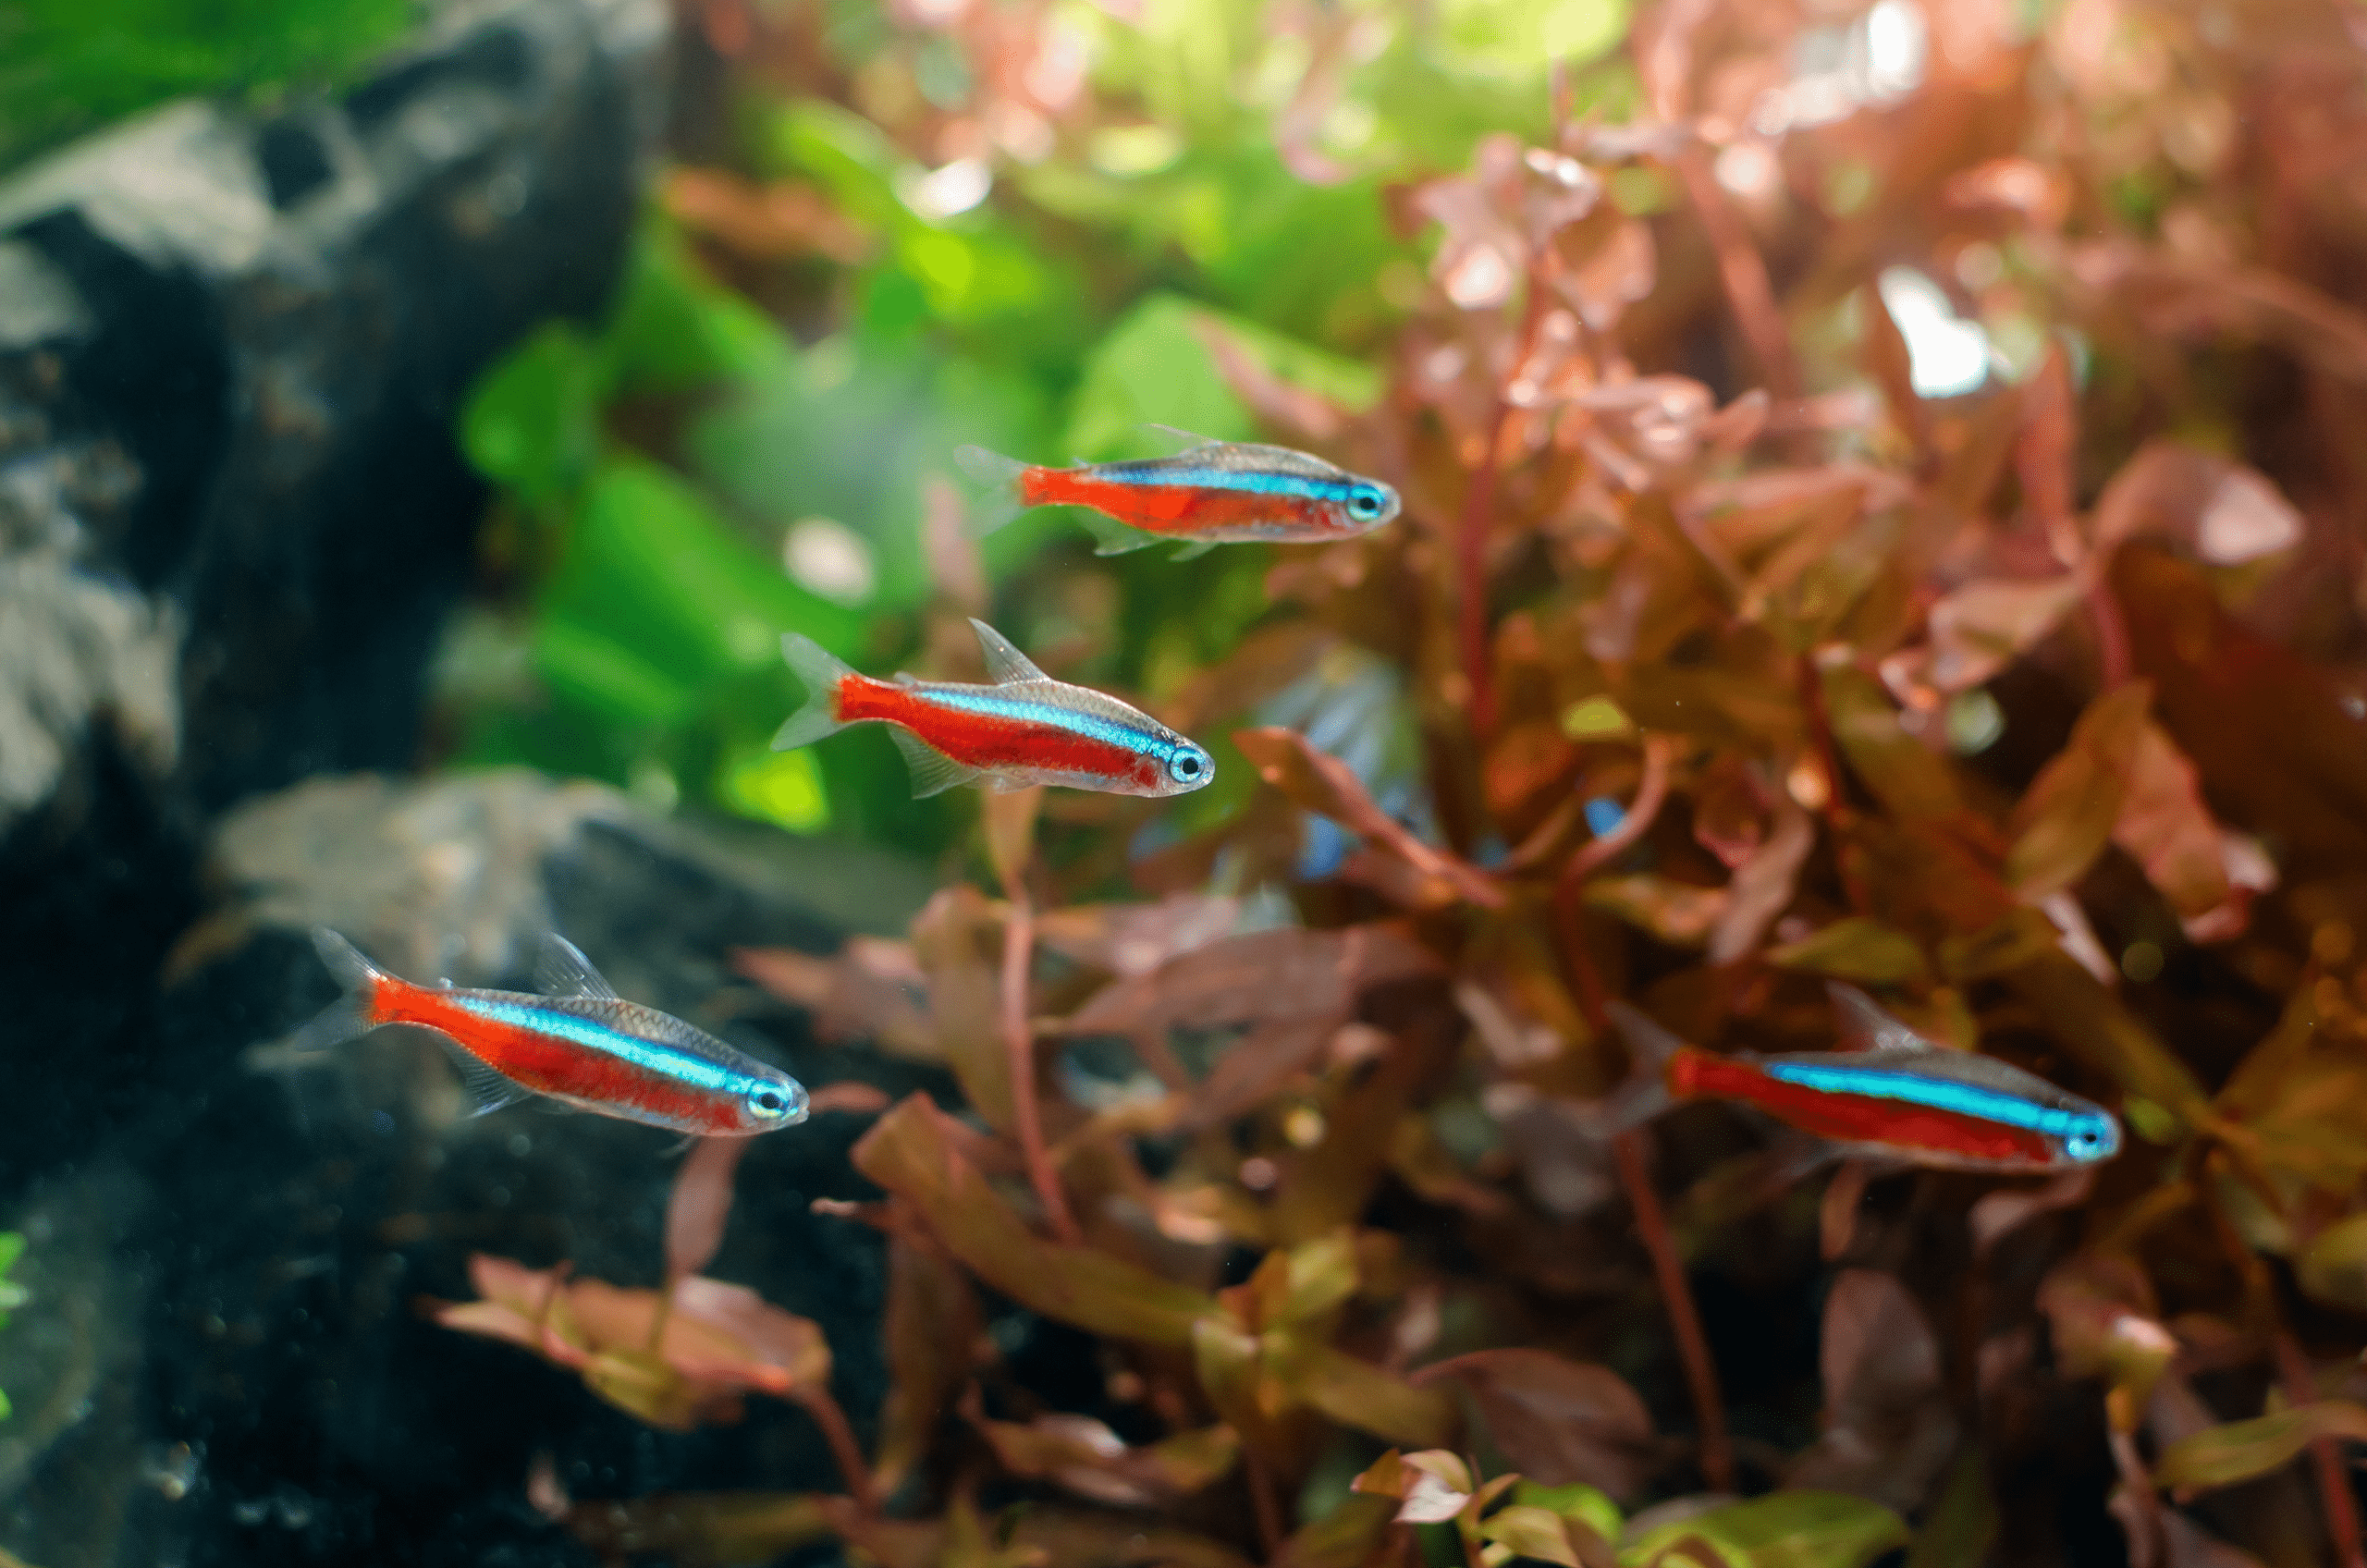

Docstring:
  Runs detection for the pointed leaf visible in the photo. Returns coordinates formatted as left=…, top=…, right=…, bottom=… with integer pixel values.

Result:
left=1417, top=1348, right=1655, bottom=1501
left=2153, top=1402, right=2367, bottom=1494
left=851, top=1096, right=1214, bottom=1344
left=1765, top=918, right=1929, bottom=984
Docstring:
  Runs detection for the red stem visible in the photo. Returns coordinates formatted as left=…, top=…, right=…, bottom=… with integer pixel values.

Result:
left=1002, top=893, right=1080, bottom=1245
left=1457, top=406, right=1513, bottom=739
left=2089, top=576, right=2134, bottom=690
left=2277, top=1332, right=2367, bottom=1568
left=1613, top=1129, right=1734, bottom=1492
left=794, top=1384, right=881, bottom=1515
left=1245, top=1448, right=1284, bottom=1560
left=1672, top=150, right=1800, bottom=400
left=1556, top=913, right=1734, bottom=1493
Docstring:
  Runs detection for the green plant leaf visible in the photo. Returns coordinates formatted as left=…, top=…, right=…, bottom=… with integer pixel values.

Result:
left=1622, top=1491, right=1907, bottom=1568
left=2153, top=1401, right=2367, bottom=1494
left=1765, top=917, right=1929, bottom=983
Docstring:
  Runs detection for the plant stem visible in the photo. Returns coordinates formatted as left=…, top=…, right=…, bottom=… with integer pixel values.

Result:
left=794, top=1384, right=881, bottom=1514
left=1555, top=913, right=1734, bottom=1493
left=2276, top=1332, right=2366, bottom=1568
left=1002, top=890, right=1080, bottom=1245
left=1244, top=1447, right=1284, bottom=1559
left=1612, top=1128, right=1734, bottom=1493
left=1671, top=150, right=1800, bottom=400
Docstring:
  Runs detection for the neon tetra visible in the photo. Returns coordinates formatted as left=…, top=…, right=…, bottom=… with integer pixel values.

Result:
left=292, top=929, right=809, bottom=1137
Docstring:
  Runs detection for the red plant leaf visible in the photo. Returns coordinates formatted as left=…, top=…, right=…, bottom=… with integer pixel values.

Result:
left=1415, top=1348, right=1656, bottom=1502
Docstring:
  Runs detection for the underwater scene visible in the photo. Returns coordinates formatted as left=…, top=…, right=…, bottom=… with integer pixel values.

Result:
left=6, top=0, right=2367, bottom=1563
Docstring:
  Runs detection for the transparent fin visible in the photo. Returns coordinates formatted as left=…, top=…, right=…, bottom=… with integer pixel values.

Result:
left=312, top=927, right=385, bottom=992
left=952, top=445, right=1031, bottom=537
left=1141, top=423, right=1222, bottom=452
left=774, top=634, right=855, bottom=751
left=889, top=726, right=984, bottom=798
left=276, top=927, right=390, bottom=1057
left=1825, top=983, right=1926, bottom=1053
left=968, top=618, right=1048, bottom=684
left=1168, top=539, right=1217, bottom=561
left=534, top=934, right=620, bottom=1000
left=1598, top=1000, right=1686, bottom=1132
left=439, top=1039, right=527, bottom=1117
left=1080, top=512, right=1161, bottom=556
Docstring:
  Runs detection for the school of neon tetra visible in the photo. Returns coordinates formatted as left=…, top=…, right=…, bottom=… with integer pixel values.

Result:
left=276, top=424, right=2122, bottom=1181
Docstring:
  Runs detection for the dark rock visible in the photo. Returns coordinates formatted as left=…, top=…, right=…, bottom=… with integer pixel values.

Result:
left=1, top=770, right=942, bottom=1566
left=0, top=0, right=669, bottom=1187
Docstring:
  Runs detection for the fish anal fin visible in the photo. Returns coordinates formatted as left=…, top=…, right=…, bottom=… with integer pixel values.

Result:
left=439, top=1040, right=528, bottom=1117
left=968, top=619, right=1049, bottom=684
left=1169, top=539, right=1217, bottom=561
left=535, top=934, right=621, bottom=1000
left=889, top=727, right=984, bottom=798
left=1079, top=513, right=1160, bottom=555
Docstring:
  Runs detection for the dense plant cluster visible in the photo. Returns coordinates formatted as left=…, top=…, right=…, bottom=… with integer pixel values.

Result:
left=429, top=1, right=2367, bottom=1565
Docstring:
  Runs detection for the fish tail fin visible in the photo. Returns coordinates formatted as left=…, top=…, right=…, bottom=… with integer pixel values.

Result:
left=1592, top=1000, right=1687, bottom=1133
left=774, top=634, right=855, bottom=751
left=281, top=927, right=391, bottom=1055
left=952, top=446, right=1032, bottom=538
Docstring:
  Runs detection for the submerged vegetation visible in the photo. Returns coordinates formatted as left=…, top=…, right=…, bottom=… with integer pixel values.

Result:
left=418, top=0, right=2367, bottom=1562
left=14, top=0, right=2367, bottom=1561
left=0, top=1232, right=21, bottom=1422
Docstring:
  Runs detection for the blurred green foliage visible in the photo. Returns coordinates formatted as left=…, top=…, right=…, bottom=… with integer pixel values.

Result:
left=0, top=1231, right=23, bottom=1421
left=443, top=0, right=1633, bottom=851
left=0, top=0, right=412, bottom=166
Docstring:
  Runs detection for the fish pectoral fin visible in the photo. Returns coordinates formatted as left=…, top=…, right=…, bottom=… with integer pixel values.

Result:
left=438, top=1040, right=528, bottom=1117
left=968, top=619, right=1049, bottom=684
left=535, top=934, right=622, bottom=1001
left=1168, top=539, right=1217, bottom=561
left=888, top=727, right=985, bottom=798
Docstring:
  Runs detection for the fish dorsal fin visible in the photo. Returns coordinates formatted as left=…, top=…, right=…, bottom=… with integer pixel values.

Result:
left=1142, top=423, right=1224, bottom=452
left=438, top=1038, right=527, bottom=1117
left=1825, top=984, right=1928, bottom=1054
left=1195, top=442, right=1350, bottom=479
left=969, top=619, right=1049, bottom=685
left=889, top=726, right=986, bottom=797
left=536, top=935, right=621, bottom=1000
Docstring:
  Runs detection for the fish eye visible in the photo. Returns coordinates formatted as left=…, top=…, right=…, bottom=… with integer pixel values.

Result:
left=753, top=1088, right=789, bottom=1118
left=1347, top=486, right=1385, bottom=520
left=1169, top=750, right=1205, bottom=783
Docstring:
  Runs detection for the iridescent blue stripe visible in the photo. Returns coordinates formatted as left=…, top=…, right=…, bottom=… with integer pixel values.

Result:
left=1763, top=1060, right=2084, bottom=1136
left=915, top=689, right=1172, bottom=759
left=453, top=997, right=741, bottom=1092
left=1100, top=466, right=1358, bottom=501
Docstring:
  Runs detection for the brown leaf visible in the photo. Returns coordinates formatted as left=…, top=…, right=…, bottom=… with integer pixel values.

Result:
left=666, top=1136, right=751, bottom=1286
left=1915, top=576, right=2085, bottom=694
left=2092, top=441, right=2303, bottom=566
left=1034, top=893, right=1241, bottom=977
left=2004, top=683, right=2151, bottom=900
left=732, top=938, right=934, bottom=1060
left=1708, top=796, right=1816, bottom=965
left=2117, top=545, right=2367, bottom=868
left=1233, top=728, right=1504, bottom=908
left=967, top=1392, right=1239, bottom=1509
left=912, top=886, right=1016, bottom=1132
left=1968, top=1169, right=2096, bottom=1260
left=1415, top=1347, right=1656, bottom=1501
left=874, top=1225, right=981, bottom=1494
left=981, top=787, right=1044, bottom=900
left=427, top=1256, right=833, bottom=1431
left=2036, top=1252, right=2177, bottom=1433
left=1066, top=923, right=1439, bottom=1044
left=663, top=167, right=869, bottom=263
left=850, top=1095, right=1213, bottom=1345
left=1787, top=1270, right=1957, bottom=1513
left=2112, top=720, right=2263, bottom=942
left=1582, top=874, right=1729, bottom=947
